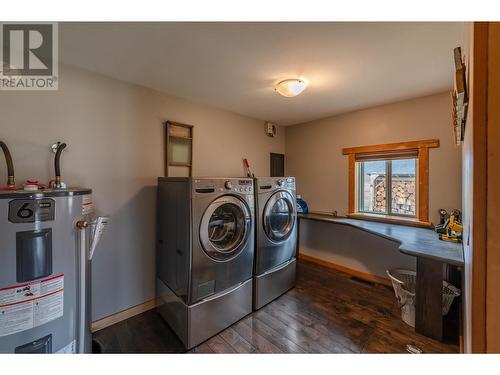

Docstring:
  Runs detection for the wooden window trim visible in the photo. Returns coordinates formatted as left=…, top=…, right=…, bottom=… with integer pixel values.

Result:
left=342, top=139, right=439, bottom=226
left=345, top=213, right=433, bottom=228
left=342, top=139, right=439, bottom=155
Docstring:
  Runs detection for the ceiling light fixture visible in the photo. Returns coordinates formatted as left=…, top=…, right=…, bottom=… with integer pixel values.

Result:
left=274, top=78, right=308, bottom=98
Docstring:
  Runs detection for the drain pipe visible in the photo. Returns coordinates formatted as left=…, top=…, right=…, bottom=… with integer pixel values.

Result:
left=0, top=141, right=15, bottom=187
left=54, top=142, right=67, bottom=188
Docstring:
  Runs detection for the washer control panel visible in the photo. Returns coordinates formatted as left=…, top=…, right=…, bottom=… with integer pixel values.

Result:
left=225, top=179, right=253, bottom=193
left=8, top=198, right=56, bottom=223
left=193, top=178, right=254, bottom=195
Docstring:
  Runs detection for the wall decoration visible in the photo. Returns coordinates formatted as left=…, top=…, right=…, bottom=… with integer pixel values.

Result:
left=164, top=121, right=194, bottom=177
left=451, top=46, right=468, bottom=145
left=265, top=121, right=277, bottom=137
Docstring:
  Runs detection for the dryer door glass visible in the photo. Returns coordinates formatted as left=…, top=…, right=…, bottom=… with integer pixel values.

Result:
left=200, top=196, right=251, bottom=261
left=264, top=191, right=296, bottom=242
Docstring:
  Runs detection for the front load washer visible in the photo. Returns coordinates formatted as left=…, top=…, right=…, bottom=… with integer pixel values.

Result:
left=253, top=177, right=297, bottom=310
left=156, top=177, right=255, bottom=349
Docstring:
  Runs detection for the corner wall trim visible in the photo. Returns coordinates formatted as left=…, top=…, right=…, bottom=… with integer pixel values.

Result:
left=298, top=253, right=392, bottom=287
left=91, top=299, right=158, bottom=333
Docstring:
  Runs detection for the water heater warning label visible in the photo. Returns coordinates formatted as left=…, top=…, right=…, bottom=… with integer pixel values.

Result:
left=0, top=275, right=64, bottom=337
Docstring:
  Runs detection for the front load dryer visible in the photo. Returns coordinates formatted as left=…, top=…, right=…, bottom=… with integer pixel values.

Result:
left=253, top=177, right=297, bottom=310
left=156, top=177, right=255, bottom=349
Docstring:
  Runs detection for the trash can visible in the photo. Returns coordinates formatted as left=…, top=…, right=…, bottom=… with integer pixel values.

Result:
left=386, top=269, right=461, bottom=328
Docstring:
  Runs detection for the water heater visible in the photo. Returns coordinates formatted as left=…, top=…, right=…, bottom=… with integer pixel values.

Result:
left=0, top=141, right=107, bottom=353
left=0, top=189, right=96, bottom=353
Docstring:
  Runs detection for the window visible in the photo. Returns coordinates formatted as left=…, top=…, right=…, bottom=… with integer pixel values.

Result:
left=342, top=140, right=439, bottom=226
left=357, top=158, right=417, bottom=217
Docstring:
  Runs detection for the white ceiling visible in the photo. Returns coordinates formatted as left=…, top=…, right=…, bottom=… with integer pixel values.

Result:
left=60, top=22, right=464, bottom=126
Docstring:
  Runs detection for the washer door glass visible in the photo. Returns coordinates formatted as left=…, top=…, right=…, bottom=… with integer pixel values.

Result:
left=200, top=196, right=251, bottom=261
left=264, top=191, right=296, bottom=242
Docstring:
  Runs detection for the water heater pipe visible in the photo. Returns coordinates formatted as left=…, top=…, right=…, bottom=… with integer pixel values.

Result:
left=54, top=142, right=67, bottom=187
left=0, top=141, right=15, bottom=187
left=76, top=220, right=89, bottom=353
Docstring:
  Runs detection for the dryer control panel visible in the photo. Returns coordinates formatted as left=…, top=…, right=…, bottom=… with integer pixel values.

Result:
left=276, top=177, right=295, bottom=190
left=256, top=177, right=295, bottom=193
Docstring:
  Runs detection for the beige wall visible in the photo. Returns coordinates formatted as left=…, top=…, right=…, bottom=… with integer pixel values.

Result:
left=286, top=92, right=461, bottom=224
left=287, top=92, right=461, bottom=278
left=0, top=64, right=285, bottom=320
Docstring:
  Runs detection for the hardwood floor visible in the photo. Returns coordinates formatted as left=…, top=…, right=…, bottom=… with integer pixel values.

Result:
left=93, top=259, right=459, bottom=354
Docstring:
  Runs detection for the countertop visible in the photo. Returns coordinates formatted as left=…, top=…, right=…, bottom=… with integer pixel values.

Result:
left=298, top=213, right=464, bottom=266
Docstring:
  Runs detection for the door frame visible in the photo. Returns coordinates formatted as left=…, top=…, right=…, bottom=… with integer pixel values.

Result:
left=467, top=22, right=488, bottom=353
